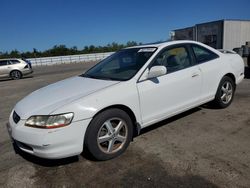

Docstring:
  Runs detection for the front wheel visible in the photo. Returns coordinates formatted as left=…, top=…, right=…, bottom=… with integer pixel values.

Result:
left=213, top=76, right=235, bottom=108
left=84, top=108, right=133, bottom=160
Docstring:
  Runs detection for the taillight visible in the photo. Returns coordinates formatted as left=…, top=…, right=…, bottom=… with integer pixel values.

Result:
left=24, top=64, right=28, bottom=69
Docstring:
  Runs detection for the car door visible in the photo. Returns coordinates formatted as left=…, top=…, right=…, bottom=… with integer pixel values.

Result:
left=0, top=60, right=10, bottom=77
left=137, top=44, right=202, bottom=127
left=191, top=44, right=221, bottom=100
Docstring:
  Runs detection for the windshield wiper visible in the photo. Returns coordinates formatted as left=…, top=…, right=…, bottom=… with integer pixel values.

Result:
left=81, top=74, right=96, bottom=79
left=81, top=74, right=119, bottom=81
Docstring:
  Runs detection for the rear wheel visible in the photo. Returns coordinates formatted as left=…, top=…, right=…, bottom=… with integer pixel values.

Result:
left=10, top=70, right=22, bottom=80
left=213, top=76, right=235, bottom=108
left=84, top=108, right=133, bottom=160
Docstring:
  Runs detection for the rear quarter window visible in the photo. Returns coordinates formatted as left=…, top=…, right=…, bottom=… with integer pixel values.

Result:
left=9, top=60, right=20, bottom=64
left=192, top=44, right=219, bottom=63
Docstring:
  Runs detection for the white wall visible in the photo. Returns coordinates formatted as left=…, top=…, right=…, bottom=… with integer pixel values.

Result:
left=27, top=52, right=114, bottom=66
left=223, top=20, right=250, bottom=50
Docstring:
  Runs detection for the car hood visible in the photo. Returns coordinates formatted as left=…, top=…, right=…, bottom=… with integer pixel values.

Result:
left=14, top=76, right=119, bottom=119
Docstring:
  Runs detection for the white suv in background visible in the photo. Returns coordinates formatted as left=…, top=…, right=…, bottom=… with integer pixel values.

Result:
left=0, top=58, right=33, bottom=80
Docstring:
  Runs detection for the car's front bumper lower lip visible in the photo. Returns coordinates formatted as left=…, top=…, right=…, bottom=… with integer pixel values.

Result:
left=236, top=74, right=244, bottom=85
left=7, top=115, right=92, bottom=159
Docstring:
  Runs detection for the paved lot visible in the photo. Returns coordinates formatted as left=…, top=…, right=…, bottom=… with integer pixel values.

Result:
left=0, top=63, right=250, bottom=188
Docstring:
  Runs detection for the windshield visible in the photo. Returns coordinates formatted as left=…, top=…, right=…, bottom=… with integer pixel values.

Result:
left=82, top=47, right=157, bottom=81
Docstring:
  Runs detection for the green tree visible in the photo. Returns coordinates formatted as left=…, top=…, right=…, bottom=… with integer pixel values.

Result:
left=0, top=40, right=146, bottom=59
left=9, top=50, right=21, bottom=58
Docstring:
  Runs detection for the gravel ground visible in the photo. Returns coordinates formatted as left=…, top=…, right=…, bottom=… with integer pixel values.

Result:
left=0, top=63, right=250, bottom=188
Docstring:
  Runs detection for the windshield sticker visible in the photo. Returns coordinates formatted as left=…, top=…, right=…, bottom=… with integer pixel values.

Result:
left=138, top=48, right=156, bottom=53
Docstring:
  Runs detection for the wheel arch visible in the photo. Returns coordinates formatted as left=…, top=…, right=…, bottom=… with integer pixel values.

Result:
left=9, top=69, right=22, bottom=77
left=223, top=73, right=236, bottom=85
left=213, top=72, right=236, bottom=100
left=212, top=72, right=236, bottom=108
left=91, top=104, right=141, bottom=138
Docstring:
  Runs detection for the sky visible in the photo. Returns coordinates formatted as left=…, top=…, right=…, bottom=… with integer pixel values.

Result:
left=0, top=0, right=250, bottom=52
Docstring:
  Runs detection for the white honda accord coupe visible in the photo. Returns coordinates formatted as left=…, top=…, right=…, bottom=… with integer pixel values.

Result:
left=7, top=40, right=244, bottom=160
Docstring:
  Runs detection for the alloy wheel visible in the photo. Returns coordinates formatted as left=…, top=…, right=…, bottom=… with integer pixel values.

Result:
left=97, top=118, right=128, bottom=154
left=220, top=81, right=233, bottom=104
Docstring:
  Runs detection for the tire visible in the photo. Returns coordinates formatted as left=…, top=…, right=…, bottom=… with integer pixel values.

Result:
left=10, top=70, right=22, bottom=80
left=213, top=76, right=235, bottom=108
left=84, top=108, right=133, bottom=161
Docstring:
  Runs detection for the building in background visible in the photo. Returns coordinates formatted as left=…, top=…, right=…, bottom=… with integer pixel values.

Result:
left=172, top=19, right=250, bottom=50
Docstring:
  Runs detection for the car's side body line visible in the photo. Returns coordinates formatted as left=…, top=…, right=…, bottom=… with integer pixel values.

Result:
left=141, top=95, right=214, bottom=128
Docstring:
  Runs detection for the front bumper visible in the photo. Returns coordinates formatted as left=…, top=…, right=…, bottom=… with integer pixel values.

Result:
left=7, top=112, right=91, bottom=159
left=236, top=74, right=244, bottom=85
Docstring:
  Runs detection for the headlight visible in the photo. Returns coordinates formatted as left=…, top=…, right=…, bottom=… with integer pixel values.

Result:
left=25, top=113, right=74, bottom=129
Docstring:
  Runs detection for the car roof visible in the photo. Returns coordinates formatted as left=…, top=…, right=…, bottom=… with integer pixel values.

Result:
left=0, top=58, right=20, bottom=61
left=125, top=40, right=203, bottom=49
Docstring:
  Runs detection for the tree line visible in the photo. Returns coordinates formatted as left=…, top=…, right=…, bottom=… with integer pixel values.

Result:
left=0, top=41, right=141, bottom=59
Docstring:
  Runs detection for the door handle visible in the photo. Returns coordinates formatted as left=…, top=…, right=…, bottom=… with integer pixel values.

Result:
left=192, top=73, right=199, bottom=78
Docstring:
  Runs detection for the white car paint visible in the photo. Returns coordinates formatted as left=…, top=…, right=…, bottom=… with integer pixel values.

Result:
left=14, top=76, right=120, bottom=119
left=138, top=64, right=203, bottom=126
left=7, top=40, right=245, bottom=159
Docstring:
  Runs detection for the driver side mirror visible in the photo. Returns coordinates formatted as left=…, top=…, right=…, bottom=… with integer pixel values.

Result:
left=147, top=65, right=167, bottom=79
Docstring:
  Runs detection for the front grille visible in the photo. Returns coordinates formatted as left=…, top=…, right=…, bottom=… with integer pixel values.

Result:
left=13, top=111, right=20, bottom=124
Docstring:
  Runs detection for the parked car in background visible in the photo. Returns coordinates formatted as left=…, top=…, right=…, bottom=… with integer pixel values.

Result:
left=0, top=58, right=33, bottom=80
left=7, top=40, right=244, bottom=161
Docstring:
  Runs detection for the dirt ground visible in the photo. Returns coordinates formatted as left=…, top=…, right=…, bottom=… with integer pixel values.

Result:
left=0, top=63, right=250, bottom=188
